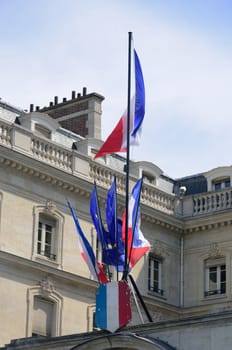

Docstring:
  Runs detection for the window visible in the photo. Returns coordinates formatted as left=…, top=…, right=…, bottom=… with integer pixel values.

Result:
left=148, top=255, right=163, bottom=295
left=213, top=177, right=230, bottom=191
left=32, top=202, right=64, bottom=267
left=27, top=283, right=63, bottom=338
left=32, top=296, right=54, bottom=337
left=205, top=258, right=226, bottom=297
left=34, top=124, right=51, bottom=139
left=142, top=171, right=155, bottom=185
left=37, top=214, right=56, bottom=260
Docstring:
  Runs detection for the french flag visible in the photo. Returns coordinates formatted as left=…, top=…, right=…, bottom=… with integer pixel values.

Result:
left=94, top=49, right=145, bottom=159
left=95, top=280, right=132, bottom=332
left=122, top=178, right=151, bottom=269
left=67, top=200, right=108, bottom=284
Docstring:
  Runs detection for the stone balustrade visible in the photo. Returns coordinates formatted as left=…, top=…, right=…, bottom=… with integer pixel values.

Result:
left=89, top=163, right=126, bottom=193
left=141, top=184, right=175, bottom=214
left=0, top=119, right=232, bottom=219
left=31, top=137, right=73, bottom=171
left=0, top=121, right=12, bottom=146
left=192, top=189, right=232, bottom=216
left=89, top=162, right=175, bottom=214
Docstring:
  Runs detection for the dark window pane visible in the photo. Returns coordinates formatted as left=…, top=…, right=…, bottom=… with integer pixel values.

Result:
left=37, top=242, right=41, bottom=254
left=215, top=183, right=221, bottom=190
left=225, top=180, right=230, bottom=188
left=221, top=282, right=226, bottom=293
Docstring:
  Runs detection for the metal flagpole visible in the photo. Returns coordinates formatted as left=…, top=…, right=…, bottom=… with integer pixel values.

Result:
left=122, top=31, right=132, bottom=281
left=129, top=274, right=153, bottom=322
left=128, top=275, right=144, bottom=324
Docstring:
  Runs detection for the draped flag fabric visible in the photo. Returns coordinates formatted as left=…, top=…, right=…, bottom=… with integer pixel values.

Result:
left=90, top=184, right=110, bottom=247
left=67, top=200, right=108, bottom=284
left=122, top=178, right=151, bottom=269
left=95, top=280, right=132, bottom=332
left=94, top=48, right=145, bottom=159
left=105, top=178, right=125, bottom=272
left=90, top=181, right=125, bottom=272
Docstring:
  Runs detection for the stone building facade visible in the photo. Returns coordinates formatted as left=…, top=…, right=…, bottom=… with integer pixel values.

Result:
left=1, top=92, right=232, bottom=349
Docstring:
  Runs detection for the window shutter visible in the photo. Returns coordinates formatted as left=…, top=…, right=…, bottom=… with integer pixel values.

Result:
left=32, top=297, right=54, bottom=336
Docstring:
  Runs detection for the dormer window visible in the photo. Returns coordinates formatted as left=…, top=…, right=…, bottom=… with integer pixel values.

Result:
left=34, top=124, right=51, bottom=139
left=142, top=171, right=155, bottom=185
left=212, top=177, right=230, bottom=191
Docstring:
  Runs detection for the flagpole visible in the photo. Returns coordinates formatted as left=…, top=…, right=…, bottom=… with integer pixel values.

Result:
left=114, top=177, right=119, bottom=281
left=123, top=31, right=132, bottom=280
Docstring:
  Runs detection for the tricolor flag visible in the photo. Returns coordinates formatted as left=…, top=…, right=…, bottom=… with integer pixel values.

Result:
left=67, top=200, right=108, bottom=284
left=95, top=280, right=132, bottom=332
left=122, top=178, right=151, bottom=269
left=90, top=181, right=125, bottom=272
left=105, top=178, right=125, bottom=272
left=94, top=48, right=145, bottom=159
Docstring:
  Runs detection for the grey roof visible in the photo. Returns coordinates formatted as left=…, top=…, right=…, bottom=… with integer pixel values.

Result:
left=173, top=174, right=207, bottom=195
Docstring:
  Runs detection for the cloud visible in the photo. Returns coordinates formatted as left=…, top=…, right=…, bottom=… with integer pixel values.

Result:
left=0, top=0, right=232, bottom=178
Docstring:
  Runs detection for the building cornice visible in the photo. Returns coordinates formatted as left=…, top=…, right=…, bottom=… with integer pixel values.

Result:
left=0, top=250, right=98, bottom=293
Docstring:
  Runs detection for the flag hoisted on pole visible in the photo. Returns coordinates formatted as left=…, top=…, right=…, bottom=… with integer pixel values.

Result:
left=122, top=178, right=151, bottom=270
left=67, top=200, right=108, bottom=284
left=95, top=32, right=151, bottom=331
left=94, top=37, right=145, bottom=159
left=94, top=32, right=146, bottom=281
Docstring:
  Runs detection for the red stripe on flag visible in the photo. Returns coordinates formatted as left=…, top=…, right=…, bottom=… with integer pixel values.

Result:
left=94, top=118, right=126, bottom=159
left=118, top=280, right=131, bottom=328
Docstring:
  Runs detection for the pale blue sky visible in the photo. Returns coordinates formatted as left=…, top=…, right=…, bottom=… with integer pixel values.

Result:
left=1, top=0, right=232, bottom=178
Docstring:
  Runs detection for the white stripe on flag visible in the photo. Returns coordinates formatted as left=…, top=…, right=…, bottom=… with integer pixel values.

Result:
left=107, top=282, right=119, bottom=332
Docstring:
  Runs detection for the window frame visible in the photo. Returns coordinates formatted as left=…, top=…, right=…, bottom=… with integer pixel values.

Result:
left=204, top=258, right=226, bottom=297
left=32, top=203, right=64, bottom=268
left=27, top=284, right=63, bottom=338
left=37, top=215, right=56, bottom=260
left=148, top=255, right=164, bottom=296
left=212, top=177, right=231, bottom=191
left=32, top=296, right=54, bottom=337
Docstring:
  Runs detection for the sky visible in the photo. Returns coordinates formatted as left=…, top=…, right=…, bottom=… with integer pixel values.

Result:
left=0, top=0, right=232, bottom=179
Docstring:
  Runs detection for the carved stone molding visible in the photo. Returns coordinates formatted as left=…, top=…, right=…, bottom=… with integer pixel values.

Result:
left=207, top=243, right=222, bottom=259
left=45, top=199, right=56, bottom=212
left=151, top=240, right=168, bottom=258
left=39, top=275, right=55, bottom=297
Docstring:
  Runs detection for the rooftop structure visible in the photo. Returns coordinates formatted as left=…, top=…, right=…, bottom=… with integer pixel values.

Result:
left=1, top=93, right=232, bottom=349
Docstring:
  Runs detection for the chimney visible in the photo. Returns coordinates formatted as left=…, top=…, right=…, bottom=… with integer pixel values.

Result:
left=36, top=106, right=40, bottom=111
left=71, top=90, right=76, bottom=99
left=30, top=104, right=34, bottom=112
left=83, top=87, right=87, bottom=96
left=54, top=96, right=58, bottom=105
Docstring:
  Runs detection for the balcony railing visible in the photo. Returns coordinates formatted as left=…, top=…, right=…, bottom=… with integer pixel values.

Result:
left=204, top=289, right=226, bottom=297
left=192, top=189, right=232, bottom=216
left=31, top=137, right=72, bottom=171
left=1, top=119, right=232, bottom=219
